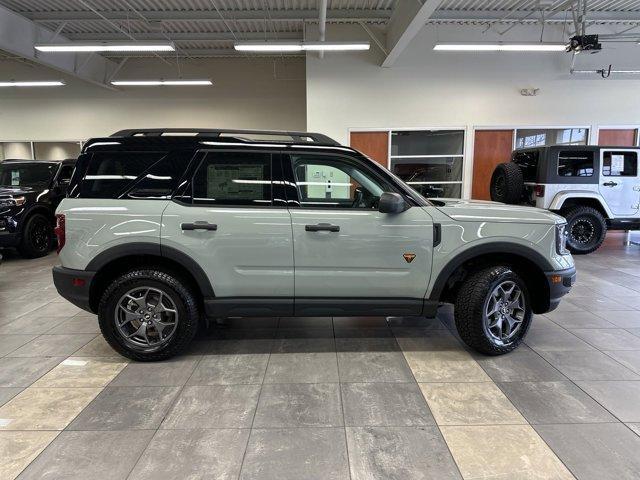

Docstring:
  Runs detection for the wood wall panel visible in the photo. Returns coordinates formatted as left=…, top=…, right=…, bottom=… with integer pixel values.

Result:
left=472, top=130, right=514, bottom=200
left=598, top=129, right=637, bottom=146
left=350, top=131, right=389, bottom=168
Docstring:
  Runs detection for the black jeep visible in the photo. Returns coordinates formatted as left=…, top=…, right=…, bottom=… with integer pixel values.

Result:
left=0, top=159, right=75, bottom=258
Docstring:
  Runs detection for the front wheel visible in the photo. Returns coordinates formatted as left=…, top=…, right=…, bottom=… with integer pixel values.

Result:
left=18, top=213, right=53, bottom=258
left=454, top=266, right=532, bottom=355
left=98, top=269, right=200, bottom=361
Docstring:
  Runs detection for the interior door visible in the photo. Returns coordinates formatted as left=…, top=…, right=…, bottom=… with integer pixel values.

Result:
left=472, top=130, right=514, bottom=200
left=350, top=131, right=390, bottom=168
left=598, top=129, right=637, bottom=146
left=599, top=149, right=640, bottom=216
left=285, top=152, right=433, bottom=306
left=161, top=150, right=294, bottom=300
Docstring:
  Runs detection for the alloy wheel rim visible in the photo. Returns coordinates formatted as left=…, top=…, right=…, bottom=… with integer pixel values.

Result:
left=115, top=287, right=179, bottom=351
left=570, top=219, right=596, bottom=244
left=31, top=220, right=49, bottom=252
left=483, top=280, right=526, bottom=344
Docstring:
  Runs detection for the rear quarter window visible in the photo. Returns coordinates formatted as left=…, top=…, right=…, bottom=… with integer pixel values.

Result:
left=558, top=151, right=594, bottom=177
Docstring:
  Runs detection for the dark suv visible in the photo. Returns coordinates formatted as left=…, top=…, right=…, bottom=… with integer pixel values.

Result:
left=0, top=159, right=75, bottom=258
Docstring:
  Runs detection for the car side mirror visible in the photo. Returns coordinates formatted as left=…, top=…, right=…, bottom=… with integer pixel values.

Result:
left=378, top=192, right=408, bottom=214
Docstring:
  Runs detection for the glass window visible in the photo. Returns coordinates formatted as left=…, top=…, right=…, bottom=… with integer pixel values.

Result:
left=0, top=163, right=56, bottom=188
left=515, top=128, right=588, bottom=148
left=558, top=151, right=594, bottom=177
left=391, top=130, right=464, bottom=156
left=291, top=154, right=392, bottom=209
left=602, top=151, right=638, bottom=177
left=57, top=165, right=74, bottom=184
left=512, top=150, right=540, bottom=182
left=127, top=151, right=194, bottom=199
left=79, top=152, right=166, bottom=198
left=193, top=152, right=272, bottom=205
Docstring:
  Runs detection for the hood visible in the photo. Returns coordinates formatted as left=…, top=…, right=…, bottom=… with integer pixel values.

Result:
left=0, top=186, right=35, bottom=197
left=433, top=199, right=565, bottom=225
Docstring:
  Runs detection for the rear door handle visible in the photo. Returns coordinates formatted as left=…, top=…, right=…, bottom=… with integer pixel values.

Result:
left=305, top=223, right=340, bottom=232
left=602, top=181, right=618, bottom=187
left=181, top=221, right=218, bottom=231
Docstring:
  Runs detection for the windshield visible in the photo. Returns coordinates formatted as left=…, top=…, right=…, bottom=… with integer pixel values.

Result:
left=0, top=163, right=56, bottom=189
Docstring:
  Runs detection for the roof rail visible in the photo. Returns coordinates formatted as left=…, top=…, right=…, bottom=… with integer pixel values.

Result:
left=110, top=128, right=341, bottom=146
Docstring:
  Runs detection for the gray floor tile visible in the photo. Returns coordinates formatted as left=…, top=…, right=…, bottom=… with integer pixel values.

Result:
left=593, top=310, right=640, bottom=328
left=337, top=338, right=413, bottom=383
left=566, top=296, right=634, bottom=312
left=603, top=350, right=640, bottom=375
left=498, top=381, right=616, bottom=424
left=254, top=383, right=343, bottom=428
left=265, top=352, right=339, bottom=383
left=628, top=328, right=640, bottom=338
left=386, top=316, right=446, bottom=328
left=187, top=353, right=267, bottom=385
left=18, top=430, right=154, bottom=480
left=67, top=386, right=180, bottom=430
left=577, top=381, right=640, bottom=422
left=275, top=328, right=335, bottom=340
left=0, top=316, right=66, bottom=335
left=0, top=334, right=38, bottom=356
left=129, top=429, right=250, bottom=480
left=534, top=423, right=640, bottom=480
left=341, top=382, right=434, bottom=426
left=524, top=318, right=595, bottom=352
left=0, top=387, right=22, bottom=407
left=539, top=350, right=640, bottom=381
left=474, top=346, right=565, bottom=382
left=570, top=328, right=640, bottom=350
left=277, top=316, right=332, bottom=329
left=545, top=311, right=617, bottom=329
left=8, top=334, right=96, bottom=357
left=51, top=315, right=101, bottom=334
left=333, top=316, right=388, bottom=328
left=111, top=356, right=200, bottom=386
left=628, top=423, right=640, bottom=437
left=346, top=426, right=462, bottom=480
left=0, top=356, right=62, bottom=387
left=24, top=301, right=83, bottom=318
left=161, top=385, right=260, bottom=429
left=240, top=428, right=349, bottom=480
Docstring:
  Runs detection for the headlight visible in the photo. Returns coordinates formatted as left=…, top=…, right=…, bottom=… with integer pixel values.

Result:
left=556, top=223, right=569, bottom=255
left=0, top=196, right=26, bottom=208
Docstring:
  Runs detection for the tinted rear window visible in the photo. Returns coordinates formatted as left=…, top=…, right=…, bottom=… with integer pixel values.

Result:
left=512, top=151, right=539, bottom=182
left=558, top=151, right=594, bottom=177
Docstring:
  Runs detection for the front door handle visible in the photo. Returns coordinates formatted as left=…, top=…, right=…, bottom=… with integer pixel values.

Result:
left=602, top=181, right=618, bottom=187
left=305, top=223, right=340, bottom=232
left=181, top=221, right=218, bottom=231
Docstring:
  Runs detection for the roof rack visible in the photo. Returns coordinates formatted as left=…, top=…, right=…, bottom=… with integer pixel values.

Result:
left=110, top=128, right=341, bottom=146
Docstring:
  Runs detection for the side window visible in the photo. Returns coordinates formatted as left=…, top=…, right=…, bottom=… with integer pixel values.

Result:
left=602, top=151, right=638, bottom=177
left=192, top=152, right=272, bottom=206
left=558, top=151, right=594, bottom=177
left=56, top=165, right=74, bottom=184
left=290, top=154, right=393, bottom=209
left=127, top=151, right=194, bottom=199
left=78, top=152, right=166, bottom=198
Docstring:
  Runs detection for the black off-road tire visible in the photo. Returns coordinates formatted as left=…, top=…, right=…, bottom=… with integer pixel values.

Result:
left=98, top=269, right=200, bottom=361
left=490, top=163, right=524, bottom=204
left=562, top=206, right=607, bottom=255
left=454, top=266, right=533, bottom=355
left=18, top=213, right=53, bottom=258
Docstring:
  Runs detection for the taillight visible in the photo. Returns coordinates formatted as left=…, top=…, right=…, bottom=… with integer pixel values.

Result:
left=534, top=184, right=545, bottom=197
left=54, top=214, right=65, bottom=254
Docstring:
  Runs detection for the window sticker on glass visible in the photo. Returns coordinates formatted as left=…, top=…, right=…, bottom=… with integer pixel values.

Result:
left=611, top=154, right=625, bottom=175
left=11, top=170, right=20, bottom=186
left=206, top=163, right=266, bottom=200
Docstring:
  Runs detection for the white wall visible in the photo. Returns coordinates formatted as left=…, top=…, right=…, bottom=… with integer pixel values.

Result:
left=306, top=24, right=640, bottom=196
left=0, top=57, right=306, bottom=141
left=0, top=142, right=32, bottom=160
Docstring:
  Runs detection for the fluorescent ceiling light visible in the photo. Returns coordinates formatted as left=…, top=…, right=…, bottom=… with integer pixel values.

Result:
left=434, top=43, right=566, bottom=52
left=35, top=41, right=175, bottom=52
left=111, top=79, right=213, bottom=86
left=0, top=81, right=65, bottom=87
left=234, top=41, right=370, bottom=52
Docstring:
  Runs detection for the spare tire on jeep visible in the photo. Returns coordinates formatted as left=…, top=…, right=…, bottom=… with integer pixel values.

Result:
left=490, top=163, right=524, bottom=204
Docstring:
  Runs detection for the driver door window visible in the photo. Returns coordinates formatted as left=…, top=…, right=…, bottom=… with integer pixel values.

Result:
left=291, top=155, right=390, bottom=209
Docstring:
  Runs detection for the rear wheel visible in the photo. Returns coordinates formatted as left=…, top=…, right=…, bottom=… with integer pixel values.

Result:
left=18, top=213, right=53, bottom=258
left=562, top=206, right=607, bottom=255
left=490, top=163, right=524, bottom=204
left=98, top=269, right=200, bottom=361
left=454, top=266, right=532, bottom=355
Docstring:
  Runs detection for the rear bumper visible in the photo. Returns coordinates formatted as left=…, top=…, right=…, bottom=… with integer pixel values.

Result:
left=52, top=266, right=95, bottom=313
left=545, top=266, right=576, bottom=312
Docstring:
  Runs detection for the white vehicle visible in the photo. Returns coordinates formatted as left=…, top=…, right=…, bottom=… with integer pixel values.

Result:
left=53, top=129, right=575, bottom=361
left=491, top=145, right=640, bottom=254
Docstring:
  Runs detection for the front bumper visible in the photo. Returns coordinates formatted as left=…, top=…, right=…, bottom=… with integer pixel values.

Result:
left=545, top=266, right=576, bottom=312
left=52, top=266, right=96, bottom=313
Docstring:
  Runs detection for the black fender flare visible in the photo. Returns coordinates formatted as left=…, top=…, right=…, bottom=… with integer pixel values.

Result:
left=428, top=242, right=554, bottom=301
left=86, top=242, right=215, bottom=297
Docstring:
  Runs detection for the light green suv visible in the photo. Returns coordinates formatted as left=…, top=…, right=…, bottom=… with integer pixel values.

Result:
left=52, top=129, right=576, bottom=361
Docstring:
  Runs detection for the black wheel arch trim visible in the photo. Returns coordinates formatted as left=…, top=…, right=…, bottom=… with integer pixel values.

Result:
left=428, top=242, right=555, bottom=302
left=85, top=242, right=215, bottom=298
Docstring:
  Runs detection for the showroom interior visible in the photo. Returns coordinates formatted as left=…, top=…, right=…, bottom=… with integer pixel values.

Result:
left=1, top=0, right=640, bottom=479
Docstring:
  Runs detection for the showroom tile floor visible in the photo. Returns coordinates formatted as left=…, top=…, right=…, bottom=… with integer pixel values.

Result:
left=1, top=234, right=640, bottom=479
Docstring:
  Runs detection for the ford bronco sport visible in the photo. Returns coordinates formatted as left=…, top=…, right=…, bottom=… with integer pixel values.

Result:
left=491, top=145, right=640, bottom=254
left=52, top=129, right=575, bottom=361
left=0, top=158, right=75, bottom=258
